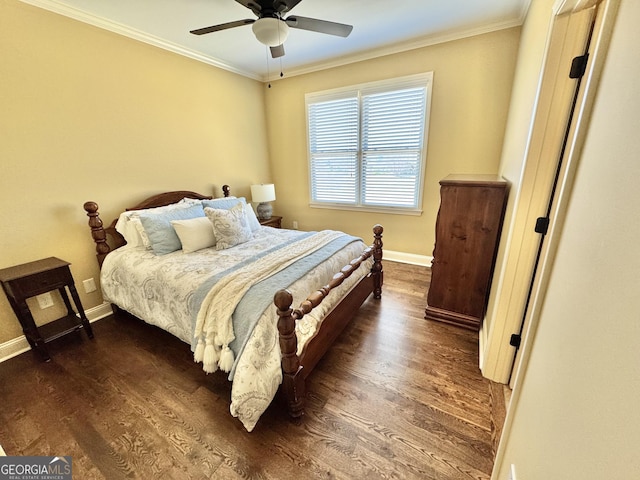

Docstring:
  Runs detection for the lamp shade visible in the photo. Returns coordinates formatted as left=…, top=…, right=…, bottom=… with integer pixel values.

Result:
left=251, top=184, right=276, bottom=203
left=252, top=17, right=289, bottom=47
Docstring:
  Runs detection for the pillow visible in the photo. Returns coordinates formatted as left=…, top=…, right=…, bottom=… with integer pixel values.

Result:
left=171, top=217, right=216, bottom=253
left=138, top=204, right=205, bottom=255
left=115, top=212, right=145, bottom=247
left=179, top=197, right=207, bottom=205
left=202, top=197, right=261, bottom=232
left=204, top=203, right=253, bottom=250
left=243, top=201, right=262, bottom=232
left=201, top=196, right=239, bottom=210
left=115, top=199, right=197, bottom=248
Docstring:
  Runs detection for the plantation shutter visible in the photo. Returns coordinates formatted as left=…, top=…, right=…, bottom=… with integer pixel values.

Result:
left=308, top=96, right=359, bottom=203
left=361, top=86, right=426, bottom=207
left=307, top=73, right=431, bottom=212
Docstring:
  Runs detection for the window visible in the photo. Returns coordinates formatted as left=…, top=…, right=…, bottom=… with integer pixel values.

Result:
left=306, top=73, right=432, bottom=214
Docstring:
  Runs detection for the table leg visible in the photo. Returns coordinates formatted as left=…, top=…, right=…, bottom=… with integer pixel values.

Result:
left=59, top=286, right=75, bottom=316
left=67, top=283, right=94, bottom=339
left=15, top=299, right=51, bottom=362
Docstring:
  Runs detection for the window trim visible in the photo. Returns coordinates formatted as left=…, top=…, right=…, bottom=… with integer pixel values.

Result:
left=305, top=72, right=433, bottom=215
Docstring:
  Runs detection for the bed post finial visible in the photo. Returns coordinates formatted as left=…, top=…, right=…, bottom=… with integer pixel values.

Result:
left=84, top=201, right=111, bottom=267
left=372, top=224, right=383, bottom=299
left=222, top=185, right=230, bottom=197
left=274, top=289, right=305, bottom=418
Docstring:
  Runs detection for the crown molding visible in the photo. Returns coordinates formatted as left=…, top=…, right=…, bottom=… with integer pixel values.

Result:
left=18, top=0, right=262, bottom=80
left=267, top=17, right=526, bottom=81
left=20, top=0, right=530, bottom=83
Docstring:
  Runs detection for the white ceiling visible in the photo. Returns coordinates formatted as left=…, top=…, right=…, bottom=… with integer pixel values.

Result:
left=22, top=0, right=531, bottom=81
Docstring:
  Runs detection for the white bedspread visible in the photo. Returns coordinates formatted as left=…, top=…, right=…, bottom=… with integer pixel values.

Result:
left=100, top=227, right=372, bottom=431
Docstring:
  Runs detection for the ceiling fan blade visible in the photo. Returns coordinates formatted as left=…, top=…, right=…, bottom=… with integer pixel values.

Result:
left=285, top=16, right=353, bottom=37
left=190, top=19, right=255, bottom=36
left=270, top=44, right=285, bottom=58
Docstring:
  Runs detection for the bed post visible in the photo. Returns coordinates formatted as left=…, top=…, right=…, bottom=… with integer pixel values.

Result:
left=372, top=224, right=384, bottom=299
left=274, top=289, right=305, bottom=418
left=83, top=202, right=111, bottom=267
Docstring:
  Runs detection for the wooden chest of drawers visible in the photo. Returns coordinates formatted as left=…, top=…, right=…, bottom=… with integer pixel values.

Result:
left=425, top=175, right=508, bottom=330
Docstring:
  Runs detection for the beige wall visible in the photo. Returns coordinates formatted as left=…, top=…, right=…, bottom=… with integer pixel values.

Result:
left=0, top=0, right=270, bottom=343
left=264, top=28, right=521, bottom=255
left=0, top=3, right=521, bottom=346
left=494, top=0, right=640, bottom=477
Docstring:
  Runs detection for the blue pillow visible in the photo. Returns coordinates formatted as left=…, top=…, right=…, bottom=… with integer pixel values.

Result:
left=201, top=197, right=242, bottom=210
left=138, top=204, right=205, bottom=255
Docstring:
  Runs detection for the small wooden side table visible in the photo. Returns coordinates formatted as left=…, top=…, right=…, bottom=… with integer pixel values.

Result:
left=259, top=215, right=282, bottom=228
left=0, top=257, right=94, bottom=361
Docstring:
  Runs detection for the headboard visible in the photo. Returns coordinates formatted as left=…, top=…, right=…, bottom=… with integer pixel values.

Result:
left=84, top=185, right=230, bottom=267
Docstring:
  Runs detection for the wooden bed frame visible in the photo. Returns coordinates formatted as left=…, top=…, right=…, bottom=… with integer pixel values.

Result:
left=83, top=187, right=383, bottom=420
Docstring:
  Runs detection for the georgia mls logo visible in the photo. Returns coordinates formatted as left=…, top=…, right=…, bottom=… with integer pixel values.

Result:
left=0, top=455, right=72, bottom=480
left=48, top=457, right=71, bottom=474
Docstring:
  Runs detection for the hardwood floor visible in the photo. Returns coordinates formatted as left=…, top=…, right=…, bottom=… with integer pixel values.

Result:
left=0, top=261, right=500, bottom=479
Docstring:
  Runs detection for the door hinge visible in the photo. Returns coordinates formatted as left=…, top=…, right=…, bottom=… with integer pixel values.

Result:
left=569, top=54, right=589, bottom=79
left=535, top=216, right=550, bottom=235
left=510, top=334, right=522, bottom=349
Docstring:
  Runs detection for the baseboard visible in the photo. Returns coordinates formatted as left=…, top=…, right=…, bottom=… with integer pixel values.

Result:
left=0, top=302, right=112, bottom=364
left=384, top=250, right=432, bottom=267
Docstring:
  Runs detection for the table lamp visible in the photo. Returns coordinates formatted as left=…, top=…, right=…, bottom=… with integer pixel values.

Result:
left=251, top=184, right=276, bottom=220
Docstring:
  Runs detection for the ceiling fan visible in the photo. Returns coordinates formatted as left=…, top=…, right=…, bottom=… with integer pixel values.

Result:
left=190, top=0, right=353, bottom=59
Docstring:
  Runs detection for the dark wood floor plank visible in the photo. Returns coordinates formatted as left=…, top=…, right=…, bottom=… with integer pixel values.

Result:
left=312, top=374, right=492, bottom=479
left=0, top=260, right=498, bottom=479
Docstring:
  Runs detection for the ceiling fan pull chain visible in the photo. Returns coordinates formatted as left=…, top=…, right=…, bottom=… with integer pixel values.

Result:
left=266, top=46, right=272, bottom=88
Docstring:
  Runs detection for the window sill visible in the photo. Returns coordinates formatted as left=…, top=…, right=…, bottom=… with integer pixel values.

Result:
left=309, top=203, right=423, bottom=216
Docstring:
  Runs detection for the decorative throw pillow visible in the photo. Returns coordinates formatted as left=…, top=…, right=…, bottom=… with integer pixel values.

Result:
left=138, top=204, right=205, bottom=255
left=171, top=216, right=216, bottom=253
left=204, top=203, right=253, bottom=250
left=202, top=197, right=261, bottom=232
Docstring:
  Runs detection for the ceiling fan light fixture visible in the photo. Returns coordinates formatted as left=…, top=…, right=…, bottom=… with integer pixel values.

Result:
left=252, top=17, right=289, bottom=47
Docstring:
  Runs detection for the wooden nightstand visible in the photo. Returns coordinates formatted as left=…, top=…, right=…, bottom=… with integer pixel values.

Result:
left=259, top=215, right=282, bottom=228
left=0, top=257, right=94, bottom=361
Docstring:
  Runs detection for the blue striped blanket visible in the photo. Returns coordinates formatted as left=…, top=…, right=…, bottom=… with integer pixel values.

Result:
left=189, top=231, right=362, bottom=378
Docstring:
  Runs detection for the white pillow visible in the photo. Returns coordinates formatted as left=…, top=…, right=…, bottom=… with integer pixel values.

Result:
left=115, top=212, right=144, bottom=247
left=204, top=203, right=253, bottom=250
left=171, top=217, right=216, bottom=253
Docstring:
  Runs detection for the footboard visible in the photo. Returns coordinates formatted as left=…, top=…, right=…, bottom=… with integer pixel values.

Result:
left=274, top=224, right=383, bottom=418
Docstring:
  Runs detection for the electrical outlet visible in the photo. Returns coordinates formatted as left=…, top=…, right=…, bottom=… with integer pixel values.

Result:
left=36, top=292, right=54, bottom=309
left=83, top=278, right=97, bottom=293
left=292, top=220, right=299, bottom=230
left=509, top=464, right=517, bottom=480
